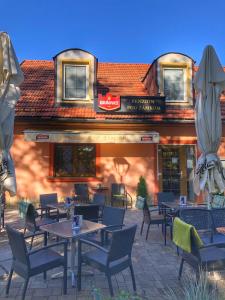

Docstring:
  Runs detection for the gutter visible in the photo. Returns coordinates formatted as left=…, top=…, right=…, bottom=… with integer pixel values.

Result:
left=15, top=116, right=195, bottom=125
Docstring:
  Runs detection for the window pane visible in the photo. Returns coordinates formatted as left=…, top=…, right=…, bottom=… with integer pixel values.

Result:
left=54, top=144, right=96, bottom=177
left=54, top=145, right=73, bottom=176
left=64, top=65, right=86, bottom=99
left=164, top=69, right=184, bottom=101
left=76, top=66, right=86, bottom=90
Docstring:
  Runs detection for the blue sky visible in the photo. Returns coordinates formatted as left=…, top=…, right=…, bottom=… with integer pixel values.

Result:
left=2, top=0, right=225, bottom=65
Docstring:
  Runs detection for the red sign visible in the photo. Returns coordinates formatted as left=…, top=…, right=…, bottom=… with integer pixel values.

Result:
left=36, top=134, right=49, bottom=141
left=141, top=135, right=153, bottom=142
left=98, top=93, right=120, bottom=111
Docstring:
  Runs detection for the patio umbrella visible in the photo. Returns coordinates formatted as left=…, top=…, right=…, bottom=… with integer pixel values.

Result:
left=0, top=32, right=24, bottom=226
left=193, top=45, right=225, bottom=201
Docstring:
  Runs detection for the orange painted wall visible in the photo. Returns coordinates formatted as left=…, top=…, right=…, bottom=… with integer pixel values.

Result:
left=98, top=143, right=156, bottom=200
left=10, top=123, right=225, bottom=205
left=11, top=134, right=155, bottom=203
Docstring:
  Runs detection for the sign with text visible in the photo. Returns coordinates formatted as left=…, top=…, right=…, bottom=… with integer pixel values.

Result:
left=95, top=95, right=165, bottom=114
left=98, top=93, right=120, bottom=111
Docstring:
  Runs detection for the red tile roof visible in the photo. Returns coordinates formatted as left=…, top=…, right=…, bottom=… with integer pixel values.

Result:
left=17, top=59, right=224, bottom=122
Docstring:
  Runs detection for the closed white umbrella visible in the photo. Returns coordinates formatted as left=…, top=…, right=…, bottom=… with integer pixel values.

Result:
left=0, top=32, right=24, bottom=227
left=193, top=45, right=225, bottom=202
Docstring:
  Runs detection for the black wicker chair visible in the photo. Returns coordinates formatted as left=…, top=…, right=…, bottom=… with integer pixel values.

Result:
left=6, top=225, right=68, bottom=300
left=92, top=193, right=106, bottom=218
left=111, top=183, right=132, bottom=209
left=178, top=224, right=225, bottom=280
left=140, top=199, right=170, bottom=245
left=39, top=193, right=67, bottom=220
left=211, top=208, right=225, bottom=228
left=74, top=204, right=100, bottom=222
left=24, top=203, right=57, bottom=249
left=179, top=208, right=225, bottom=248
left=78, top=224, right=137, bottom=297
left=157, top=192, right=175, bottom=214
left=74, top=184, right=90, bottom=203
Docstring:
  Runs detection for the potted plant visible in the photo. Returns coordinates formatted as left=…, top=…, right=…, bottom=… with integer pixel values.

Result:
left=135, top=176, right=151, bottom=209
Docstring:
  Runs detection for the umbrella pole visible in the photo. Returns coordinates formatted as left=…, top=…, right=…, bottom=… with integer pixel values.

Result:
left=0, top=183, right=2, bottom=230
left=0, top=183, right=8, bottom=277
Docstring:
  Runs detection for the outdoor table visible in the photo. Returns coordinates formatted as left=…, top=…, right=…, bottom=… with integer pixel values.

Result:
left=46, top=202, right=93, bottom=218
left=40, top=219, right=105, bottom=286
left=161, top=201, right=207, bottom=216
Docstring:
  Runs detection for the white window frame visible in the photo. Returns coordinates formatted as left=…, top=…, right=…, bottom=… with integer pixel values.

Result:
left=163, top=68, right=186, bottom=102
left=63, top=64, right=89, bottom=100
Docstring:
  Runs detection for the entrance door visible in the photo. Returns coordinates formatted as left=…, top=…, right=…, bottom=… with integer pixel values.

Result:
left=158, top=145, right=196, bottom=200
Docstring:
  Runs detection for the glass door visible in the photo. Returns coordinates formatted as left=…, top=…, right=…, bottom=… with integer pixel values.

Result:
left=158, top=145, right=196, bottom=200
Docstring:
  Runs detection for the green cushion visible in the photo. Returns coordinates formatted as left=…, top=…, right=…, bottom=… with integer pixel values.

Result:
left=113, top=194, right=125, bottom=198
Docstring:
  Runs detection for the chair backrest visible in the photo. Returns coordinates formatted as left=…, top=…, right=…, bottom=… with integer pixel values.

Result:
left=142, top=199, right=151, bottom=223
left=25, top=203, right=38, bottom=232
left=40, top=193, right=58, bottom=208
left=102, top=206, right=125, bottom=226
left=108, top=225, right=137, bottom=262
left=179, top=208, right=213, bottom=231
left=157, top=192, right=175, bottom=206
left=6, top=225, right=29, bottom=267
left=211, top=208, right=225, bottom=229
left=189, top=227, right=203, bottom=259
left=92, top=193, right=105, bottom=207
left=74, top=184, right=89, bottom=202
left=111, top=183, right=126, bottom=196
left=74, top=205, right=99, bottom=221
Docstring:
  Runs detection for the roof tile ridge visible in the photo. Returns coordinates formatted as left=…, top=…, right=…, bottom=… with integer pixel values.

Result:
left=98, top=62, right=150, bottom=65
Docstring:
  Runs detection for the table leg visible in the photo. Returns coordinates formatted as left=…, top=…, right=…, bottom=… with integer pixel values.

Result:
left=70, top=239, right=76, bottom=287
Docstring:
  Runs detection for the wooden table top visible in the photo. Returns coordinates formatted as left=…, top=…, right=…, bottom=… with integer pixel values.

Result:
left=40, top=219, right=105, bottom=239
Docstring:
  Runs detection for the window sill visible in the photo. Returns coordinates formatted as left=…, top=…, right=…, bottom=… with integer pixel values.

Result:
left=47, top=176, right=103, bottom=183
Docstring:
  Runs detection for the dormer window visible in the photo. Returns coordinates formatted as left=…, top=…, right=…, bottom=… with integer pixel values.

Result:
left=54, top=49, right=97, bottom=104
left=163, top=68, right=185, bottom=101
left=143, top=52, right=194, bottom=106
left=64, top=64, right=88, bottom=100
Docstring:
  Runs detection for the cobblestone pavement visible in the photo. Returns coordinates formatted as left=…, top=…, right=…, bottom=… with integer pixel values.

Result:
left=0, top=208, right=224, bottom=300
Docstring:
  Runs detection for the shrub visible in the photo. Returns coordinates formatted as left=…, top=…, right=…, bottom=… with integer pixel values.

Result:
left=136, top=176, right=152, bottom=206
left=165, top=271, right=223, bottom=300
left=136, top=176, right=148, bottom=198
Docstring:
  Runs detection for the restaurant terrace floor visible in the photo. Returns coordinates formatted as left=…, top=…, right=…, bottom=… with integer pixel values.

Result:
left=1, top=208, right=225, bottom=300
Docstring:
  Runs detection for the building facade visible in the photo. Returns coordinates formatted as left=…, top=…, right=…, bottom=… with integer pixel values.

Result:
left=11, top=49, right=225, bottom=204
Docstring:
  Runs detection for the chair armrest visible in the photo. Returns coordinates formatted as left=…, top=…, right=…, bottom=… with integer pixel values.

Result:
left=126, top=192, right=132, bottom=200
left=79, top=238, right=109, bottom=253
left=103, top=224, right=125, bottom=233
left=28, top=240, right=68, bottom=255
left=24, top=231, right=46, bottom=239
